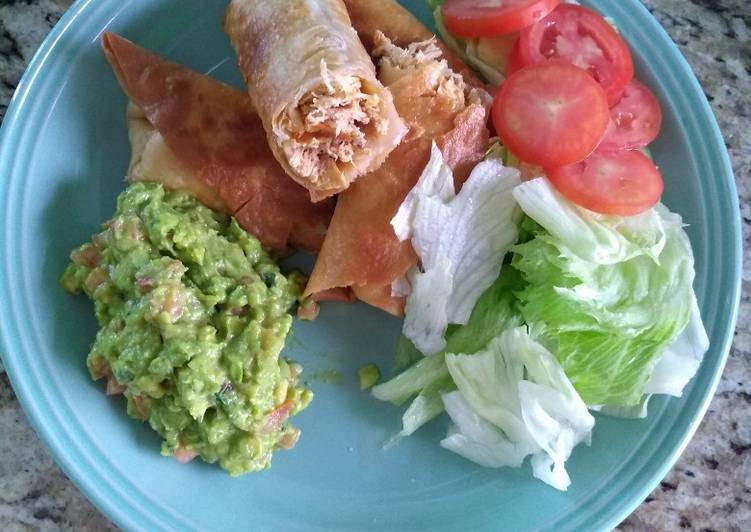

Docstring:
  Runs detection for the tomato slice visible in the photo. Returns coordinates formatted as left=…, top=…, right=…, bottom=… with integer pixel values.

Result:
left=492, top=62, right=610, bottom=168
left=506, top=37, right=525, bottom=75
left=546, top=150, right=664, bottom=216
left=598, top=79, right=662, bottom=151
left=518, top=4, right=634, bottom=105
left=442, top=0, right=560, bottom=38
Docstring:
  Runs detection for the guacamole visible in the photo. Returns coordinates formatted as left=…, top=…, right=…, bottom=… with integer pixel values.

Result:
left=61, top=183, right=312, bottom=475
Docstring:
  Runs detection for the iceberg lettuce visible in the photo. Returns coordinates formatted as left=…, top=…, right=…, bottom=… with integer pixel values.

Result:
left=375, top=159, right=706, bottom=489
left=372, top=353, right=449, bottom=406
left=442, top=327, right=594, bottom=490
left=373, top=268, right=524, bottom=434
left=644, top=292, right=708, bottom=397
left=511, top=178, right=701, bottom=406
left=392, top=143, right=521, bottom=355
left=593, top=292, right=709, bottom=418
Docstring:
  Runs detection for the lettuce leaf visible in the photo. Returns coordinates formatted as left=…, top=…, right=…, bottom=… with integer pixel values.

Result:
left=400, top=376, right=456, bottom=437
left=374, top=267, right=524, bottom=430
left=511, top=178, right=699, bottom=406
left=441, top=391, right=530, bottom=468
left=391, top=142, right=455, bottom=242
left=402, top=255, right=454, bottom=355
left=394, top=334, right=423, bottom=371
left=442, top=327, right=594, bottom=490
left=594, top=292, right=709, bottom=418
left=393, top=142, right=521, bottom=355
left=442, top=265, right=524, bottom=355
left=379, top=375, right=456, bottom=448
left=644, top=291, right=708, bottom=397
left=512, top=177, right=668, bottom=264
left=377, top=158, right=706, bottom=489
left=371, top=353, right=449, bottom=406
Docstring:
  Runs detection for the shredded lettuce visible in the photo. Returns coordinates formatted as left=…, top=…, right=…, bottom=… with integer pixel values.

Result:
left=381, top=375, right=456, bottom=448
left=442, top=266, right=524, bottom=355
left=392, top=142, right=521, bottom=355
left=393, top=334, right=423, bottom=371
left=442, top=327, right=594, bottom=490
left=512, top=177, right=668, bottom=264
left=391, top=143, right=455, bottom=242
left=375, top=135, right=707, bottom=489
left=590, top=395, right=652, bottom=419
left=374, top=267, right=523, bottom=434
left=595, top=291, right=709, bottom=418
left=375, top=268, right=523, bottom=402
left=511, top=178, right=700, bottom=406
left=441, top=391, right=530, bottom=468
left=644, top=292, right=708, bottom=397
left=372, top=353, right=449, bottom=406
left=402, top=256, right=454, bottom=355
left=400, top=376, right=455, bottom=436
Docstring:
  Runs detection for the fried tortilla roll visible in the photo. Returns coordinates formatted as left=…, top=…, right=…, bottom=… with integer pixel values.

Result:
left=342, top=0, right=486, bottom=91
left=102, top=33, right=334, bottom=252
left=304, top=34, right=492, bottom=316
left=223, top=0, right=407, bottom=202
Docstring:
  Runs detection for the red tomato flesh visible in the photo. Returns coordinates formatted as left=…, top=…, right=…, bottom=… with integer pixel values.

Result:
left=492, top=62, right=610, bottom=168
left=506, top=37, right=525, bottom=75
left=599, top=79, right=663, bottom=151
left=518, top=4, right=634, bottom=105
left=442, top=0, right=560, bottom=38
left=546, top=150, right=664, bottom=216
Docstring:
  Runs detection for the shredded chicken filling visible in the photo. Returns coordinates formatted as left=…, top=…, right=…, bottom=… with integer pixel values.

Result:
left=372, top=32, right=487, bottom=109
left=372, top=34, right=444, bottom=81
left=280, top=61, right=385, bottom=182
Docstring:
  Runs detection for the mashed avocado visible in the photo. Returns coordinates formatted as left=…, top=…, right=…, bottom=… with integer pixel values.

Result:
left=61, top=183, right=312, bottom=475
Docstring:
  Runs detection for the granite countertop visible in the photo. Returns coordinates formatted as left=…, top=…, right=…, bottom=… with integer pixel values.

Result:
left=0, top=0, right=749, bottom=530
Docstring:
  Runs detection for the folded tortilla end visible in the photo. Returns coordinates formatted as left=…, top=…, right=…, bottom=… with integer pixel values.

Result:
left=103, top=32, right=335, bottom=252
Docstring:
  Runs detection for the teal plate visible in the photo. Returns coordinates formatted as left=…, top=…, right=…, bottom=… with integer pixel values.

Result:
left=0, top=1, right=741, bottom=530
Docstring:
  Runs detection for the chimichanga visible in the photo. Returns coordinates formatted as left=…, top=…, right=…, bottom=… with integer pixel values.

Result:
left=223, top=0, right=407, bottom=202
left=342, top=0, right=487, bottom=90
left=102, top=32, right=334, bottom=252
left=304, top=34, right=492, bottom=316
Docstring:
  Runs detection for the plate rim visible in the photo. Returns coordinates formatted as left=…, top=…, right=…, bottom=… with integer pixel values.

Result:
left=0, top=0, right=742, bottom=530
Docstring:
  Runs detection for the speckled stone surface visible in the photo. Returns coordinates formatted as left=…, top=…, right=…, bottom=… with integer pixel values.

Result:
left=0, top=0, right=749, bottom=530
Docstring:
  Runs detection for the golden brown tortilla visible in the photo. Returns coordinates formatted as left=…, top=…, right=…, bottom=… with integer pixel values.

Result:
left=304, top=35, right=491, bottom=316
left=102, top=32, right=334, bottom=252
left=342, top=0, right=488, bottom=90
left=223, top=0, right=407, bottom=202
